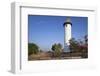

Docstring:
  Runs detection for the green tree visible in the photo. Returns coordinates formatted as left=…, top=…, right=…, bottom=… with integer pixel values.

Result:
left=58, top=43, right=62, bottom=52
left=81, top=35, right=88, bottom=58
left=51, top=43, right=56, bottom=51
left=84, top=35, right=88, bottom=44
left=69, top=38, right=79, bottom=52
left=51, top=43, right=62, bottom=57
left=69, top=36, right=88, bottom=58
left=28, top=43, right=39, bottom=55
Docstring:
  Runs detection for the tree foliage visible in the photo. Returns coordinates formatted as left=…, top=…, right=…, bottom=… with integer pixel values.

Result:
left=51, top=43, right=62, bottom=57
left=69, top=38, right=79, bottom=52
left=28, top=43, right=39, bottom=55
left=69, top=35, right=88, bottom=58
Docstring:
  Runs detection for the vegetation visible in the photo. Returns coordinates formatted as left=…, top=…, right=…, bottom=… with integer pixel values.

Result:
left=69, top=38, right=79, bottom=52
left=28, top=43, right=39, bottom=55
left=28, top=35, right=88, bottom=60
left=69, top=35, right=88, bottom=58
left=51, top=43, right=62, bottom=57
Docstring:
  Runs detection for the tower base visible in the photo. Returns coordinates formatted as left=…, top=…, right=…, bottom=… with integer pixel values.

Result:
left=64, top=45, right=70, bottom=52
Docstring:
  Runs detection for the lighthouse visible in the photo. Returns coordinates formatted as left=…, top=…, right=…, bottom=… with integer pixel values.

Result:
left=63, top=17, right=72, bottom=52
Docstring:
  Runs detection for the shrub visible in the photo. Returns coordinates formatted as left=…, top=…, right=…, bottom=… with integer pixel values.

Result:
left=28, top=43, right=39, bottom=55
left=51, top=43, right=62, bottom=57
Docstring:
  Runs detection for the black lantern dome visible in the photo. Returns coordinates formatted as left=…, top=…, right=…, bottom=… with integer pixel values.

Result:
left=63, top=17, right=72, bottom=26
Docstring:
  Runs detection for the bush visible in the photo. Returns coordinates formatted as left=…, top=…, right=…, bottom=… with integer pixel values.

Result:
left=28, top=43, right=39, bottom=55
left=69, top=35, right=88, bottom=58
left=51, top=43, right=62, bottom=57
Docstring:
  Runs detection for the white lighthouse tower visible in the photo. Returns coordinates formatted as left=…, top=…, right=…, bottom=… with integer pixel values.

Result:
left=63, top=17, right=72, bottom=52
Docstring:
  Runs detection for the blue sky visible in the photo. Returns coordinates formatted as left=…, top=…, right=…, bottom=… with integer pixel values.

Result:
left=28, top=15, right=88, bottom=51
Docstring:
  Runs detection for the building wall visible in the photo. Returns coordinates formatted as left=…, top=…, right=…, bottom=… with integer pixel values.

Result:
left=64, top=24, right=72, bottom=46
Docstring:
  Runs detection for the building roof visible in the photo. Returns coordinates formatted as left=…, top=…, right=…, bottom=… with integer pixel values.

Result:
left=63, top=17, right=72, bottom=26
